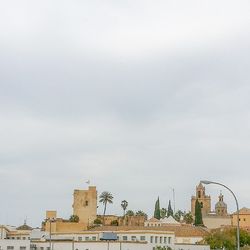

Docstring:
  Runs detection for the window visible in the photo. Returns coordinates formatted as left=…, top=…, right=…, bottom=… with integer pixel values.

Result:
left=123, top=236, right=127, bottom=241
left=131, top=236, right=136, bottom=241
left=78, top=237, right=82, bottom=241
left=40, top=248, right=44, bottom=250
left=160, top=237, right=162, bottom=243
left=155, top=236, right=158, bottom=243
left=17, top=237, right=20, bottom=240
left=30, top=244, right=36, bottom=250
left=20, top=247, right=26, bottom=250
left=85, top=201, right=89, bottom=206
left=244, top=218, right=246, bottom=222
left=150, top=236, right=153, bottom=243
left=198, top=191, right=201, bottom=198
left=168, top=237, right=171, bottom=244
left=85, top=237, right=89, bottom=241
left=164, top=237, right=167, bottom=243
left=140, top=236, right=145, bottom=241
left=92, top=236, right=96, bottom=241
left=7, top=247, right=14, bottom=250
left=22, top=237, right=26, bottom=240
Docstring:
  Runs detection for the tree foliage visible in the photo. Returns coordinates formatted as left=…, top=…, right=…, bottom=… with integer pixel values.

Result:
left=135, top=210, right=148, bottom=220
left=99, top=191, right=113, bottom=216
left=174, top=210, right=184, bottom=222
left=93, top=218, right=102, bottom=225
left=167, top=200, right=174, bottom=217
left=183, top=211, right=193, bottom=224
left=155, top=246, right=172, bottom=250
left=126, top=210, right=135, bottom=216
left=110, top=220, right=118, bottom=226
left=154, top=197, right=161, bottom=220
left=69, top=215, right=79, bottom=222
left=121, top=200, right=128, bottom=216
left=160, top=208, right=167, bottom=219
left=205, top=228, right=250, bottom=250
left=194, top=199, right=203, bottom=226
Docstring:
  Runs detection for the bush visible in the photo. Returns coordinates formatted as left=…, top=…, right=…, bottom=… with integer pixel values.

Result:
left=94, top=218, right=102, bottom=225
left=69, top=215, right=79, bottom=222
left=110, top=220, right=118, bottom=226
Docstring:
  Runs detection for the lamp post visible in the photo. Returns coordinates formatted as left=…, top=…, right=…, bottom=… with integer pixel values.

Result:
left=200, top=180, right=240, bottom=250
left=46, top=218, right=55, bottom=250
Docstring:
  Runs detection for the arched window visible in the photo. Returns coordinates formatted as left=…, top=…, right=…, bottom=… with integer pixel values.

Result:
left=198, top=191, right=201, bottom=198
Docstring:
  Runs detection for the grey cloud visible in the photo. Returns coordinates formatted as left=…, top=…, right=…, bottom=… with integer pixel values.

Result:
left=1, top=0, right=250, bottom=227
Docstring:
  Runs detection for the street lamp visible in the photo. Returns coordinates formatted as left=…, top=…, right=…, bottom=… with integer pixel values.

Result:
left=46, top=218, right=55, bottom=250
left=200, top=180, right=240, bottom=250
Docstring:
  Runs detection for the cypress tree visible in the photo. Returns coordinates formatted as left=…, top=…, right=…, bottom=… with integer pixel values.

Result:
left=154, top=197, right=161, bottom=220
left=194, top=199, right=203, bottom=226
left=167, top=200, right=174, bottom=217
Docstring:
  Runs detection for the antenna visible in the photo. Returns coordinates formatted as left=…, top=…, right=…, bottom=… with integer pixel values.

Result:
left=173, top=188, right=176, bottom=214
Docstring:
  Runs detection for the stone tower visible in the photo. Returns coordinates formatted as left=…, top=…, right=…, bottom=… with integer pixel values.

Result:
left=215, top=193, right=227, bottom=216
left=73, top=186, right=97, bottom=224
left=191, top=182, right=211, bottom=216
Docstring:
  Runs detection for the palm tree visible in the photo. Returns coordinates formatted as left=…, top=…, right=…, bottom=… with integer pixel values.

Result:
left=121, top=200, right=128, bottom=216
left=99, top=191, right=113, bottom=217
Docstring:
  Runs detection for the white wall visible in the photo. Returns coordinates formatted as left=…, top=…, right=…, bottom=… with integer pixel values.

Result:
left=175, top=237, right=203, bottom=244
left=51, top=231, right=175, bottom=249
left=33, top=241, right=151, bottom=250
left=0, top=239, right=30, bottom=250
left=175, top=244, right=210, bottom=250
left=0, top=227, right=7, bottom=240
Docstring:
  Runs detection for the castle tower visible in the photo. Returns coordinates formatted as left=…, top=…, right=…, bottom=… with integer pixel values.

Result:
left=191, top=182, right=211, bottom=216
left=73, top=186, right=97, bottom=224
left=215, top=193, right=227, bottom=216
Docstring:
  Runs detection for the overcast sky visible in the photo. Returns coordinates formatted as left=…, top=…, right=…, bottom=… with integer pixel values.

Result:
left=0, top=0, right=250, bottom=227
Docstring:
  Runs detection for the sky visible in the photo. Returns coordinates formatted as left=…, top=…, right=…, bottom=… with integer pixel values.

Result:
left=0, top=0, right=250, bottom=227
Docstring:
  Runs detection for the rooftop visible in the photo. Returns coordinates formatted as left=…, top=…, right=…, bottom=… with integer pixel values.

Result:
left=89, top=225, right=209, bottom=237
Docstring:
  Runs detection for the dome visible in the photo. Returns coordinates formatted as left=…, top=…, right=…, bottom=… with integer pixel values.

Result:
left=215, top=193, right=227, bottom=215
left=215, top=200, right=227, bottom=208
left=215, top=193, right=227, bottom=208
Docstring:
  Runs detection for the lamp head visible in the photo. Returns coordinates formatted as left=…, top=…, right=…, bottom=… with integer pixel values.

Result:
left=200, top=180, right=212, bottom=185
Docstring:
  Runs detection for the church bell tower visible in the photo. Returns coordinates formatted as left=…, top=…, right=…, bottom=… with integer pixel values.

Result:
left=191, top=182, right=211, bottom=216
